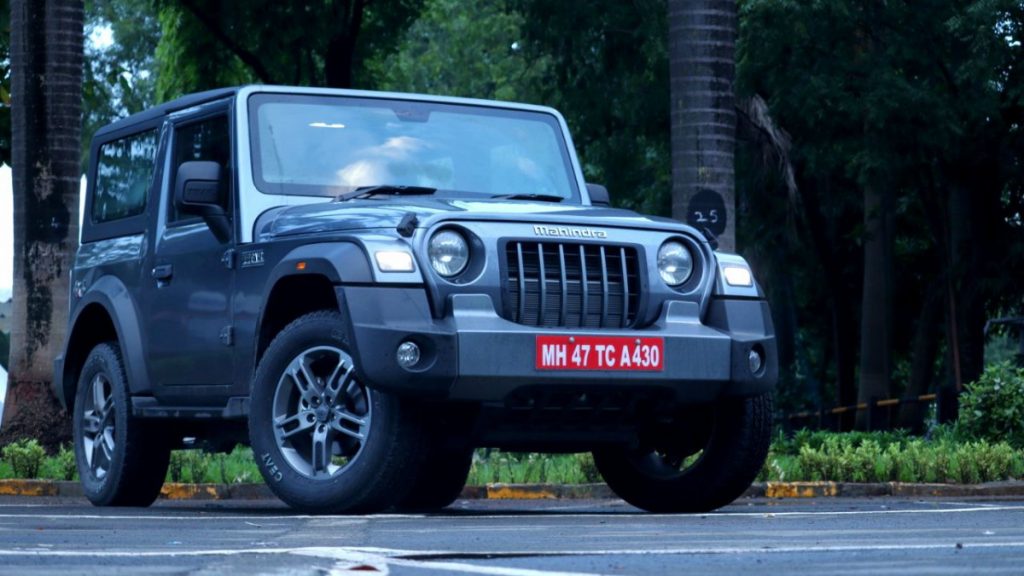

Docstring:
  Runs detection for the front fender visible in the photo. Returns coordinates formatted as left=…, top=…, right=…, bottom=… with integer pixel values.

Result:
left=58, top=275, right=150, bottom=405
left=264, top=242, right=373, bottom=287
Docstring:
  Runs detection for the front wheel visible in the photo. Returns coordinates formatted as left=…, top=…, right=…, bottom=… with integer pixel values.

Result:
left=594, top=393, right=773, bottom=513
left=249, top=311, right=425, bottom=513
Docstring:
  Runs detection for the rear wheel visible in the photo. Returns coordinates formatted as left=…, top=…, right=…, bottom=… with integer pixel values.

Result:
left=73, top=342, right=171, bottom=507
left=249, top=311, right=425, bottom=513
left=594, top=393, right=772, bottom=513
left=398, top=441, right=474, bottom=511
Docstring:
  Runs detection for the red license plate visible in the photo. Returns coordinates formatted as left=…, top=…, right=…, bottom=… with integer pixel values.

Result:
left=535, top=336, right=664, bottom=371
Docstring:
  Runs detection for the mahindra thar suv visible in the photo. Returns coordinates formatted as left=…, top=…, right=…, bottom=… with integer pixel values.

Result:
left=55, top=86, right=776, bottom=513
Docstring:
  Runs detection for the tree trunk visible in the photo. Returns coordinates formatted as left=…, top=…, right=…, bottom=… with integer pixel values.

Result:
left=856, top=182, right=894, bottom=428
left=324, top=0, right=364, bottom=89
left=1, top=0, right=82, bottom=449
left=946, top=176, right=995, bottom=393
left=668, top=0, right=736, bottom=251
left=898, top=283, right=942, bottom=432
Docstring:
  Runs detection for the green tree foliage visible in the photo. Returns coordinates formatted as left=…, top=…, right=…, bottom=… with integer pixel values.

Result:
left=737, top=0, right=1024, bottom=420
left=83, top=0, right=162, bottom=166
left=511, top=0, right=671, bottom=216
left=368, top=0, right=546, bottom=103
left=152, top=3, right=250, bottom=100
left=152, top=0, right=425, bottom=100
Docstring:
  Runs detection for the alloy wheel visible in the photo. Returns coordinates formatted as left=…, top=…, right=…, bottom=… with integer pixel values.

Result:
left=271, top=346, right=371, bottom=478
left=81, top=373, right=116, bottom=480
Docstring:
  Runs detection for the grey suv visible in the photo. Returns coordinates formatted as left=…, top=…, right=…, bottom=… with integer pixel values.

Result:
left=55, top=86, right=776, bottom=513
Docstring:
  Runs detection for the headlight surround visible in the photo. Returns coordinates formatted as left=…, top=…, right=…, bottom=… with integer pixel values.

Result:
left=428, top=230, right=470, bottom=277
left=657, top=240, right=694, bottom=286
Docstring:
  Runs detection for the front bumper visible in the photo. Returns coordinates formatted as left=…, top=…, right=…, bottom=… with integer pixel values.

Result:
left=337, top=286, right=776, bottom=404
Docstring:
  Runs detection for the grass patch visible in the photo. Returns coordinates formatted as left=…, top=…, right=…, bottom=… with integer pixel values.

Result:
left=166, top=446, right=261, bottom=484
left=466, top=451, right=601, bottom=485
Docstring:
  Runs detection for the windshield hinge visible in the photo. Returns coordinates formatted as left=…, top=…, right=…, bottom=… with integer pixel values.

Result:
left=397, top=212, right=418, bottom=238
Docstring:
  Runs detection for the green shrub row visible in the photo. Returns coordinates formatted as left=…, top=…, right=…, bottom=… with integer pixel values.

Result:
left=2, top=430, right=1022, bottom=485
left=760, top=433, right=1024, bottom=484
left=0, top=440, right=76, bottom=481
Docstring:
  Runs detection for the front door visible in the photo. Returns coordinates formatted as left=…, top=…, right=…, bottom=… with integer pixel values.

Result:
left=143, top=109, right=236, bottom=393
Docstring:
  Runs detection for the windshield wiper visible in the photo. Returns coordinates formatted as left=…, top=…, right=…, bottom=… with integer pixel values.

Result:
left=490, top=193, right=565, bottom=203
left=335, top=185, right=437, bottom=202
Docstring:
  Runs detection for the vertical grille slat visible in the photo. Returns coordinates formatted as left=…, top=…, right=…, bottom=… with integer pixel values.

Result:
left=558, top=244, right=568, bottom=326
left=505, top=240, right=640, bottom=329
left=599, top=246, right=609, bottom=328
left=620, top=247, right=630, bottom=329
left=537, top=243, right=547, bottom=326
left=516, top=243, right=526, bottom=323
left=580, top=245, right=589, bottom=328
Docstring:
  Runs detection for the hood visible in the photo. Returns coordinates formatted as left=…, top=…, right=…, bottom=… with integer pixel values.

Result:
left=256, top=197, right=692, bottom=240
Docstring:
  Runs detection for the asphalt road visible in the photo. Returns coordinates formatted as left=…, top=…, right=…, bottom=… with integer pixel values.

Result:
left=1, top=495, right=1023, bottom=575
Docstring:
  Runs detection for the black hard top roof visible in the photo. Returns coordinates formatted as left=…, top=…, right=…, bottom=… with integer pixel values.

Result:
left=93, top=87, right=239, bottom=139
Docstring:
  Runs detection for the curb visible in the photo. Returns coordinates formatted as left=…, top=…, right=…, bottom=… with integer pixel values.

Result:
left=0, top=479, right=1022, bottom=501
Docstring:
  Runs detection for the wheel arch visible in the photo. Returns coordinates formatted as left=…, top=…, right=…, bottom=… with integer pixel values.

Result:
left=254, top=242, right=372, bottom=367
left=61, top=275, right=150, bottom=409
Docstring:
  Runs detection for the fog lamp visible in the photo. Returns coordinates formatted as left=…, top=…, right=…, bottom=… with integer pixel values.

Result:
left=748, top=348, right=764, bottom=375
left=396, top=341, right=421, bottom=369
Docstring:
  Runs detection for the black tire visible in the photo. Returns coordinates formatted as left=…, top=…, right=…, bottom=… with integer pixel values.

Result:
left=594, top=393, right=773, bottom=513
left=398, top=442, right=474, bottom=511
left=73, top=342, right=171, bottom=507
left=249, top=310, right=425, bottom=513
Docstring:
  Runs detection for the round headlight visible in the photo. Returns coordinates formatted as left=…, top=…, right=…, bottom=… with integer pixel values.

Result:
left=428, top=230, right=469, bottom=277
left=658, top=241, right=694, bottom=286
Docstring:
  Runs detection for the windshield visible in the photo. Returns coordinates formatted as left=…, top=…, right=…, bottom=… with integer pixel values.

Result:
left=248, top=94, right=580, bottom=201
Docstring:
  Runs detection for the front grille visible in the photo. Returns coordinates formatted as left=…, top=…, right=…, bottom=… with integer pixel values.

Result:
left=503, top=241, right=641, bottom=328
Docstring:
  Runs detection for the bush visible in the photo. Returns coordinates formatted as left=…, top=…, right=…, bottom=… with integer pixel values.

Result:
left=55, top=444, right=77, bottom=481
left=2, top=439, right=46, bottom=479
left=762, top=428, right=1024, bottom=484
left=168, top=450, right=210, bottom=483
left=959, top=362, right=1024, bottom=448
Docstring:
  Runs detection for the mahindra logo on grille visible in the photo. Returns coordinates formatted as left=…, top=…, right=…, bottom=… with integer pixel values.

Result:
left=533, top=225, right=608, bottom=239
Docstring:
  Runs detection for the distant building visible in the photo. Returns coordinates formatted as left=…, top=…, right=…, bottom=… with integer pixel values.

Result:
left=0, top=364, right=6, bottom=424
left=0, top=298, right=10, bottom=334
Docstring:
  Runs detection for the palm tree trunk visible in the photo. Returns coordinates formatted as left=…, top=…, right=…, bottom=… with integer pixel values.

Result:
left=1, top=0, right=82, bottom=448
left=669, top=0, right=736, bottom=251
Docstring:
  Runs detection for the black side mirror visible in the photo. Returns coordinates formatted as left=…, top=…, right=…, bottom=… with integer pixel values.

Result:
left=175, top=161, right=231, bottom=243
left=586, top=183, right=611, bottom=207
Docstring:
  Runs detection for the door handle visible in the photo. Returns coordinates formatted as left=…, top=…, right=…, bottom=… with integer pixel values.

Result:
left=151, top=264, right=173, bottom=281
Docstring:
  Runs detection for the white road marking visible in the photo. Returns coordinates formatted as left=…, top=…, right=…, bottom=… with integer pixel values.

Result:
left=935, top=501, right=1002, bottom=508
left=307, top=548, right=600, bottom=576
left=0, top=546, right=600, bottom=576
left=0, top=504, right=1022, bottom=522
left=382, top=557, right=600, bottom=576
left=0, top=540, right=1023, bottom=560
left=0, top=513, right=388, bottom=521
left=444, top=502, right=1024, bottom=520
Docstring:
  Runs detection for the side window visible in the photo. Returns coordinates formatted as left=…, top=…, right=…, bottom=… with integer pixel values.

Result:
left=169, top=115, right=230, bottom=223
left=93, top=130, right=158, bottom=223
